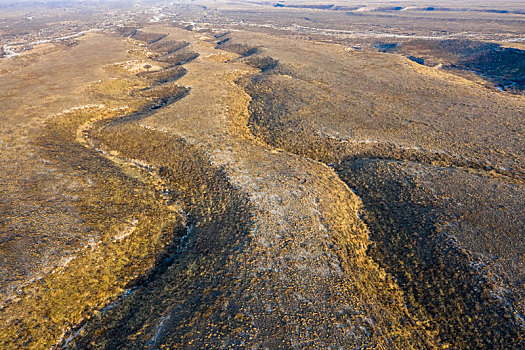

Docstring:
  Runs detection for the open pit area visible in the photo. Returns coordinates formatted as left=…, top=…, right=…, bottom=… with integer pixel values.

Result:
left=0, top=1, right=524, bottom=349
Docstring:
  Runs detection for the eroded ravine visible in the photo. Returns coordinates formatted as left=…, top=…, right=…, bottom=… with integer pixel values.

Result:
left=3, top=24, right=521, bottom=349
left=68, top=26, right=525, bottom=348
left=0, top=35, right=206, bottom=348
left=66, top=27, right=439, bottom=348
left=224, top=33, right=525, bottom=347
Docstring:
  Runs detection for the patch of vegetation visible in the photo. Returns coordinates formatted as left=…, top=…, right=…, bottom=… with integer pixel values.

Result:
left=0, top=106, right=185, bottom=349
left=136, top=65, right=187, bottom=84
left=0, top=42, right=193, bottom=349
left=152, top=50, right=199, bottom=66
left=395, top=39, right=525, bottom=91
left=237, top=40, right=525, bottom=347
left=132, top=82, right=189, bottom=109
left=116, top=26, right=138, bottom=38
left=243, top=55, right=278, bottom=72
left=336, top=159, right=525, bottom=348
left=215, top=39, right=258, bottom=57
left=132, top=31, right=167, bottom=44
left=88, top=78, right=145, bottom=98
left=147, top=39, right=189, bottom=54
left=67, top=121, right=255, bottom=349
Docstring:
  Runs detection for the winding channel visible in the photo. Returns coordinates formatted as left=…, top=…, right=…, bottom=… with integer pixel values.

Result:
left=65, top=28, right=524, bottom=348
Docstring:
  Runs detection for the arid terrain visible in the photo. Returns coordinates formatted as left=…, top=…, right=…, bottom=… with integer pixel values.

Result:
left=0, top=0, right=524, bottom=349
